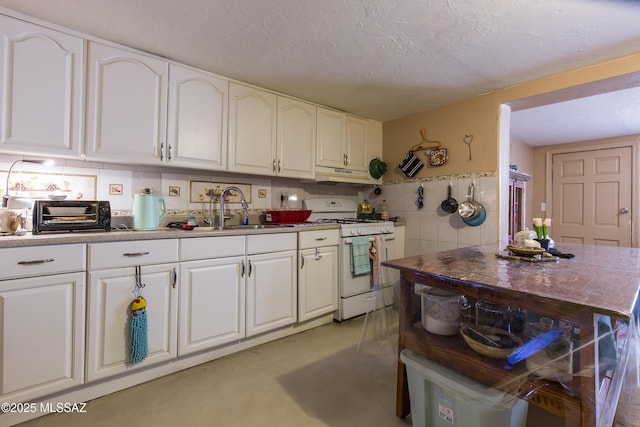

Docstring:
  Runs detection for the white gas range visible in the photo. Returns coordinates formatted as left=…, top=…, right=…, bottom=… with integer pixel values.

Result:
left=302, top=198, right=396, bottom=321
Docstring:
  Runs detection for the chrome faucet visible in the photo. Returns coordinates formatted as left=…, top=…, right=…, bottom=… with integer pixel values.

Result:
left=218, top=186, right=249, bottom=229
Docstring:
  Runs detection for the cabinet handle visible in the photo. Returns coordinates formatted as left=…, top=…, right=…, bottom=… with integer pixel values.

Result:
left=343, top=153, right=347, bottom=166
left=315, top=237, right=327, bottom=241
left=160, top=143, right=165, bottom=161
left=315, top=248, right=322, bottom=261
left=172, top=267, right=177, bottom=289
left=277, top=159, right=281, bottom=173
left=248, top=260, right=252, bottom=277
left=124, top=252, right=150, bottom=257
left=17, top=258, right=54, bottom=265
left=300, top=254, right=305, bottom=269
left=168, top=144, right=173, bottom=161
left=241, top=261, right=245, bottom=277
left=272, top=159, right=277, bottom=173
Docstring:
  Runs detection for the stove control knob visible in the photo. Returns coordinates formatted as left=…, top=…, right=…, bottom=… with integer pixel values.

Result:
left=357, top=228, right=362, bottom=235
left=350, top=229, right=357, bottom=236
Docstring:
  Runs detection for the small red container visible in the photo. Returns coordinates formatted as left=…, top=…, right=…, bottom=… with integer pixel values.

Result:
left=264, top=210, right=312, bottom=224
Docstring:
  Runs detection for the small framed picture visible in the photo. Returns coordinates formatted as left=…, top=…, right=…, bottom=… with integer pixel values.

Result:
left=109, top=184, right=123, bottom=195
left=168, top=186, right=181, bottom=197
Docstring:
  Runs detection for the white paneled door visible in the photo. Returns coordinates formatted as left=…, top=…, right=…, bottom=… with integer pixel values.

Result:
left=552, top=146, right=632, bottom=246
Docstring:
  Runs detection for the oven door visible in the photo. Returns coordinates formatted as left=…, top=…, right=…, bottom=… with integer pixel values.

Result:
left=340, top=234, right=395, bottom=298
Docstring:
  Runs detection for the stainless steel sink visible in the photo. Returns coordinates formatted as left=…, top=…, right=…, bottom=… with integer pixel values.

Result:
left=223, top=224, right=283, bottom=230
left=187, top=224, right=283, bottom=231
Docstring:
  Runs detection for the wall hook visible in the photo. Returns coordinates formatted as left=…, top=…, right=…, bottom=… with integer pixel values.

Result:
left=463, top=134, right=473, bottom=161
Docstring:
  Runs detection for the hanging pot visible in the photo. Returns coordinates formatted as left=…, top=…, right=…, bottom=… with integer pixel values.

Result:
left=462, top=205, right=486, bottom=227
left=458, top=182, right=482, bottom=219
left=440, top=182, right=458, bottom=214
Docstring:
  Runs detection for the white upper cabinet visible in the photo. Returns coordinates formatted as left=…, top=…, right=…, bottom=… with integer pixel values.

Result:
left=316, top=108, right=369, bottom=172
left=367, top=119, right=383, bottom=161
left=277, top=96, right=316, bottom=179
left=345, top=115, right=368, bottom=171
left=228, top=82, right=278, bottom=175
left=167, top=64, right=228, bottom=170
left=316, top=107, right=346, bottom=168
left=0, top=15, right=84, bottom=158
left=85, top=41, right=168, bottom=165
left=229, top=83, right=316, bottom=178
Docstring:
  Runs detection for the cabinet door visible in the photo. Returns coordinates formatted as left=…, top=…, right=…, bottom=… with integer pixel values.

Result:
left=246, top=250, right=297, bottom=337
left=345, top=115, right=368, bottom=171
left=179, top=256, right=245, bottom=355
left=86, top=263, right=178, bottom=381
left=85, top=41, right=167, bottom=165
left=228, top=82, right=277, bottom=175
left=167, top=64, right=228, bottom=170
left=0, top=272, right=85, bottom=402
left=298, top=246, right=338, bottom=322
left=367, top=120, right=383, bottom=162
left=0, top=15, right=84, bottom=157
left=276, top=97, right=316, bottom=178
left=316, top=107, right=346, bottom=168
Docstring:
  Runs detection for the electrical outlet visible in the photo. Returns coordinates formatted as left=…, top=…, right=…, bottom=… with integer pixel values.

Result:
left=541, top=202, right=546, bottom=212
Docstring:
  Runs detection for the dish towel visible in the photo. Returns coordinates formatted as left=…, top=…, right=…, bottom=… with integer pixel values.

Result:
left=369, top=235, right=387, bottom=282
left=350, top=236, right=371, bottom=275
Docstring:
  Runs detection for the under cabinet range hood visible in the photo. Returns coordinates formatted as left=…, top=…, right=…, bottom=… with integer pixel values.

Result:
left=311, top=166, right=379, bottom=185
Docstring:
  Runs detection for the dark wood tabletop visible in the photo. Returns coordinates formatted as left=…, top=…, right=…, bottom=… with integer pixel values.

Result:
left=383, top=243, right=640, bottom=320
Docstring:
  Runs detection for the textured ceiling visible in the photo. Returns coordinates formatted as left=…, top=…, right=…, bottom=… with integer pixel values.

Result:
left=1, top=0, right=640, bottom=145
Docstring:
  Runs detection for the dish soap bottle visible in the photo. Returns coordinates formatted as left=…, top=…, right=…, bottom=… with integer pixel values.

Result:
left=360, top=199, right=371, bottom=215
left=381, top=200, right=389, bottom=220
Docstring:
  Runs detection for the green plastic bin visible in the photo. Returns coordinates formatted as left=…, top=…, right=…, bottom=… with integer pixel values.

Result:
left=400, top=349, right=529, bottom=427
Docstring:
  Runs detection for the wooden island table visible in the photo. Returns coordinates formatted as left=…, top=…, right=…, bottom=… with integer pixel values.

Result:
left=383, top=243, right=640, bottom=427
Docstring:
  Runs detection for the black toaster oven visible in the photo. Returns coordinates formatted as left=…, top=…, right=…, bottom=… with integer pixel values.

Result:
left=32, top=200, right=111, bottom=234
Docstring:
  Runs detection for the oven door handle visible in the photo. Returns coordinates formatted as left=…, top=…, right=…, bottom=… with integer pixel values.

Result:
left=343, top=237, right=374, bottom=244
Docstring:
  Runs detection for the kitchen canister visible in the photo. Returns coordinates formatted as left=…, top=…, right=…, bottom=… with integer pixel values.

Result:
left=419, top=287, right=465, bottom=336
left=132, top=188, right=167, bottom=231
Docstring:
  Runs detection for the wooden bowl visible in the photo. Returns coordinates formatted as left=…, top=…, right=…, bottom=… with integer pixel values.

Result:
left=506, top=245, right=544, bottom=257
left=460, top=325, right=523, bottom=359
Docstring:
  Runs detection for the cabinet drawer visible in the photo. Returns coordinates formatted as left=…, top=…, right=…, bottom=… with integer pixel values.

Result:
left=298, top=229, right=340, bottom=249
left=247, top=233, right=296, bottom=255
left=88, top=239, right=178, bottom=270
left=180, top=236, right=245, bottom=261
left=0, top=244, right=86, bottom=280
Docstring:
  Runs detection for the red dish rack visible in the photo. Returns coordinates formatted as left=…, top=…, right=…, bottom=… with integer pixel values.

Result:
left=264, top=210, right=312, bottom=224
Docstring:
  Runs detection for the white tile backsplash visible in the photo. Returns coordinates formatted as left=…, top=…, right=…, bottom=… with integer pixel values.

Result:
left=383, top=173, right=497, bottom=254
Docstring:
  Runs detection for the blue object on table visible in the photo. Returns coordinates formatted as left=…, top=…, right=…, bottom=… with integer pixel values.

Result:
left=507, top=329, right=563, bottom=365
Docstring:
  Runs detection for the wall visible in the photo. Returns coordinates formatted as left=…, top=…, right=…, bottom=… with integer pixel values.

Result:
left=0, top=154, right=363, bottom=226
left=382, top=53, right=640, bottom=250
left=510, top=137, right=534, bottom=228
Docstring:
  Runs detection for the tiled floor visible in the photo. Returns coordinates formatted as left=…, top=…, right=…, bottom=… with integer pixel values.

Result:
left=17, top=314, right=574, bottom=427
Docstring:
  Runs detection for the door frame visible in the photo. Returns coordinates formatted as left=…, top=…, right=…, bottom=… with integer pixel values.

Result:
left=544, top=134, right=640, bottom=247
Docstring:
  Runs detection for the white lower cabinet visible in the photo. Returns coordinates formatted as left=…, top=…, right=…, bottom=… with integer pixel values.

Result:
left=178, top=236, right=245, bottom=356
left=246, top=234, right=297, bottom=337
left=86, top=240, right=178, bottom=381
left=0, top=244, right=86, bottom=403
left=298, top=229, right=339, bottom=322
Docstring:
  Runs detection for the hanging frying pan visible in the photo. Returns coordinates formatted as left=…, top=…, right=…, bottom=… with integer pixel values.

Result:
left=458, top=182, right=482, bottom=219
left=440, top=182, right=458, bottom=214
left=462, top=205, right=486, bottom=226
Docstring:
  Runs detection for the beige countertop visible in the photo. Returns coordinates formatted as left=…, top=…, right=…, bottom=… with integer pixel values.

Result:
left=0, top=224, right=341, bottom=248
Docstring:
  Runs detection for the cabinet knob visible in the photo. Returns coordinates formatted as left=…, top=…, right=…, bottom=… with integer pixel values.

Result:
left=620, top=207, right=629, bottom=214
